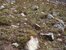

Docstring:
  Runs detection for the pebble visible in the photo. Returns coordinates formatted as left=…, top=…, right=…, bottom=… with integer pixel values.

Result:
left=41, top=12, right=45, bottom=14
left=0, top=5, right=5, bottom=10
left=21, top=13, right=26, bottom=17
left=33, top=24, right=41, bottom=30
left=24, top=22, right=27, bottom=25
left=47, top=14, right=54, bottom=19
left=45, top=32, right=54, bottom=40
left=12, top=43, right=19, bottom=47
left=53, top=11, right=58, bottom=16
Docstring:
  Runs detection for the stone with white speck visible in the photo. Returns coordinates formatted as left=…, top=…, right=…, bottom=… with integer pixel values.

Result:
left=57, top=38, right=62, bottom=42
left=11, top=25, right=18, bottom=28
left=40, top=32, right=54, bottom=41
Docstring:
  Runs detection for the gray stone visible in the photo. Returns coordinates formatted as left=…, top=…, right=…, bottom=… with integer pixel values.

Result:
left=47, top=14, right=54, bottom=19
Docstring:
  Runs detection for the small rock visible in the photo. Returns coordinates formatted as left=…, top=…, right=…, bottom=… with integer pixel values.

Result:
left=40, top=32, right=54, bottom=41
left=12, top=43, right=19, bottom=47
left=9, top=14, right=15, bottom=18
left=21, top=13, right=26, bottom=17
left=23, top=7, right=27, bottom=9
left=32, top=5, right=39, bottom=11
left=0, top=5, right=5, bottom=10
left=47, top=14, right=54, bottom=19
left=24, top=22, right=27, bottom=25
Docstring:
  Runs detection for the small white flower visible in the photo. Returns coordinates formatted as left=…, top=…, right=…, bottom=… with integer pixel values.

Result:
left=47, top=14, right=54, bottom=19
left=40, top=32, right=54, bottom=40
left=41, top=12, right=45, bottom=14
left=11, top=25, right=18, bottom=28
left=57, top=38, right=62, bottom=42
left=24, top=22, right=27, bottom=25
left=0, top=5, right=5, bottom=9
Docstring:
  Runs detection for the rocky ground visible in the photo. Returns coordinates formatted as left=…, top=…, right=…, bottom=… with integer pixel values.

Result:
left=0, top=0, right=66, bottom=50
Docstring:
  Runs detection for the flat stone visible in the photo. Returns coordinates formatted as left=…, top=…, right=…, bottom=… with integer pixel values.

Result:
left=40, top=32, right=54, bottom=41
